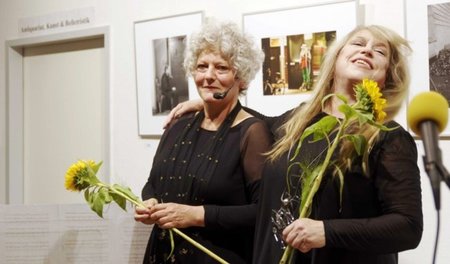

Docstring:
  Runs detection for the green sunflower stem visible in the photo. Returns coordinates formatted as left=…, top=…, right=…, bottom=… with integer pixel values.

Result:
left=171, top=228, right=229, bottom=264
left=279, top=246, right=294, bottom=264
left=279, top=119, right=348, bottom=264
left=98, top=183, right=229, bottom=264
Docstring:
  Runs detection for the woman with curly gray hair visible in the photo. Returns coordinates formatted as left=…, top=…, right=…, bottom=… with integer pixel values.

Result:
left=184, top=18, right=263, bottom=92
left=135, top=18, right=272, bottom=263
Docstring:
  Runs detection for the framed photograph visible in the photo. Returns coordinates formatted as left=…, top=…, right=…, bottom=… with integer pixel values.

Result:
left=134, top=11, right=203, bottom=135
left=406, top=0, right=450, bottom=137
left=243, top=0, right=358, bottom=116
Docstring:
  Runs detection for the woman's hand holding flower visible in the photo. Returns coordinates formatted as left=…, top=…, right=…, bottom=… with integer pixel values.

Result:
left=149, top=203, right=205, bottom=229
left=282, top=218, right=326, bottom=253
left=134, top=198, right=159, bottom=225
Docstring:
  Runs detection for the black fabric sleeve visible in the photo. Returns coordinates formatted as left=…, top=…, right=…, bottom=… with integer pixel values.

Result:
left=323, top=125, right=423, bottom=253
left=243, top=106, right=293, bottom=138
left=204, top=120, right=273, bottom=230
left=141, top=115, right=191, bottom=201
left=141, top=129, right=170, bottom=201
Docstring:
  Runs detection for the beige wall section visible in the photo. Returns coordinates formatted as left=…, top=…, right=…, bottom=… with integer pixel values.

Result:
left=23, top=38, right=105, bottom=204
left=0, top=0, right=449, bottom=263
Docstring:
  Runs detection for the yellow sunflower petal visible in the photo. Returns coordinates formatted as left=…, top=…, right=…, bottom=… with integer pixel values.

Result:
left=360, top=78, right=387, bottom=123
left=64, top=160, right=97, bottom=192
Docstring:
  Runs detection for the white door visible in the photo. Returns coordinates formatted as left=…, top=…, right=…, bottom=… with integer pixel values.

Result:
left=22, top=37, right=106, bottom=204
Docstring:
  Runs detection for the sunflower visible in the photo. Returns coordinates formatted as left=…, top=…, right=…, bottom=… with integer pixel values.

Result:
left=63, top=159, right=227, bottom=263
left=279, top=78, right=392, bottom=263
left=355, top=79, right=387, bottom=122
left=64, top=160, right=98, bottom=192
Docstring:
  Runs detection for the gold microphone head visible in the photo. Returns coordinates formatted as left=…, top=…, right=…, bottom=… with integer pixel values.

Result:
left=407, top=91, right=449, bottom=136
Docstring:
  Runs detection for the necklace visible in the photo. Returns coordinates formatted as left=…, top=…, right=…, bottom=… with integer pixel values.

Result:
left=156, top=101, right=243, bottom=204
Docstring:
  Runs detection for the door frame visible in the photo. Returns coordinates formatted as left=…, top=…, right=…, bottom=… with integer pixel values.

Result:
left=5, top=26, right=110, bottom=204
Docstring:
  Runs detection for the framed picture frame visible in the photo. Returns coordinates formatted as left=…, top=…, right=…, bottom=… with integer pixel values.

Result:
left=242, top=0, right=358, bottom=116
left=406, top=0, right=450, bottom=137
left=134, top=11, right=203, bottom=136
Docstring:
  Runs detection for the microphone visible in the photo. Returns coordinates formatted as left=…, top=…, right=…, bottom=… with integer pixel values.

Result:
left=213, top=88, right=232, bottom=100
left=407, top=91, right=449, bottom=210
left=213, top=80, right=237, bottom=100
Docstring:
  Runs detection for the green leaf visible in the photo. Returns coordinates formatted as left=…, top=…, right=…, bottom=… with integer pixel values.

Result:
left=366, top=119, right=398, bottom=131
left=111, top=193, right=127, bottom=211
left=286, top=162, right=303, bottom=193
left=91, top=191, right=105, bottom=218
left=353, top=110, right=372, bottom=126
left=166, top=229, right=175, bottom=261
left=92, top=161, right=103, bottom=174
left=333, top=164, right=344, bottom=213
left=313, top=116, right=337, bottom=138
left=299, top=164, right=322, bottom=217
left=292, top=116, right=338, bottom=161
left=321, top=93, right=348, bottom=109
left=345, top=134, right=367, bottom=156
left=92, top=160, right=103, bottom=174
left=338, top=104, right=356, bottom=120
left=84, top=189, right=91, bottom=202
left=311, top=116, right=338, bottom=142
left=113, top=184, right=140, bottom=203
left=321, top=94, right=335, bottom=109
left=85, top=164, right=101, bottom=185
left=99, top=188, right=112, bottom=204
left=335, top=94, right=349, bottom=105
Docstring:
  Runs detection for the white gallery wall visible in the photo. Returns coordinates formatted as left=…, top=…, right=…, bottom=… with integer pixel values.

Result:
left=0, top=0, right=449, bottom=263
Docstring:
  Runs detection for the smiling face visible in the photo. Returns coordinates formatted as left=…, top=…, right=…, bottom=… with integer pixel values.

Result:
left=194, top=52, right=239, bottom=102
left=335, top=29, right=391, bottom=91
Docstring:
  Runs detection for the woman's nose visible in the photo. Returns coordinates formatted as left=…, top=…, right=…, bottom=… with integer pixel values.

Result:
left=205, top=66, right=216, bottom=80
left=360, top=46, right=374, bottom=57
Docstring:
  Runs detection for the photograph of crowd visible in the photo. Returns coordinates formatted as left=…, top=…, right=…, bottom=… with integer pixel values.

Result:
left=428, top=2, right=450, bottom=104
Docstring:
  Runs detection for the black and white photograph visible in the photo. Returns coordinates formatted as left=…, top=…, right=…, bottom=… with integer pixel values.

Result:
left=428, top=2, right=450, bottom=104
left=407, top=0, right=450, bottom=136
left=134, top=11, right=203, bottom=135
left=152, top=36, right=188, bottom=115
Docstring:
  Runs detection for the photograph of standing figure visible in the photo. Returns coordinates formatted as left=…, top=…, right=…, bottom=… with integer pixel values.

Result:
left=153, top=36, right=188, bottom=115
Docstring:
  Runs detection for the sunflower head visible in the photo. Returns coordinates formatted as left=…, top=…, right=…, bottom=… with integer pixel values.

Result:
left=354, top=79, right=387, bottom=122
left=64, top=160, right=101, bottom=192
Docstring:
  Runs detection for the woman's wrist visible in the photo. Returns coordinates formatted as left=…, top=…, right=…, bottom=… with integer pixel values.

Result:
left=193, top=205, right=205, bottom=227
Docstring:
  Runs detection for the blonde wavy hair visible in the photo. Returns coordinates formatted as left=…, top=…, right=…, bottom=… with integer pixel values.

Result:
left=184, top=18, right=264, bottom=92
left=267, top=25, right=412, bottom=173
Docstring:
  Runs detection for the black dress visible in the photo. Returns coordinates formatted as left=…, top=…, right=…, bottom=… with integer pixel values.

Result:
left=141, top=105, right=272, bottom=264
left=252, top=111, right=423, bottom=264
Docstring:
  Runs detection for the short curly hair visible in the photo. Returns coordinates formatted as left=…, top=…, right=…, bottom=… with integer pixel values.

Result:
left=184, top=18, right=264, bottom=90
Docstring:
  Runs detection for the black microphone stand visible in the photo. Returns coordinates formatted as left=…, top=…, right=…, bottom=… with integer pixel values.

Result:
left=436, top=162, right=450, bottom=194
left=424, top=161, right=442, bottom=210
left=423, top=158, right=449, bottom=264
left=423, top=160, right=450, bottom=210
left=420, top=122, right=450, bottom=210
left=420, top=122, right=450, bottom=264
